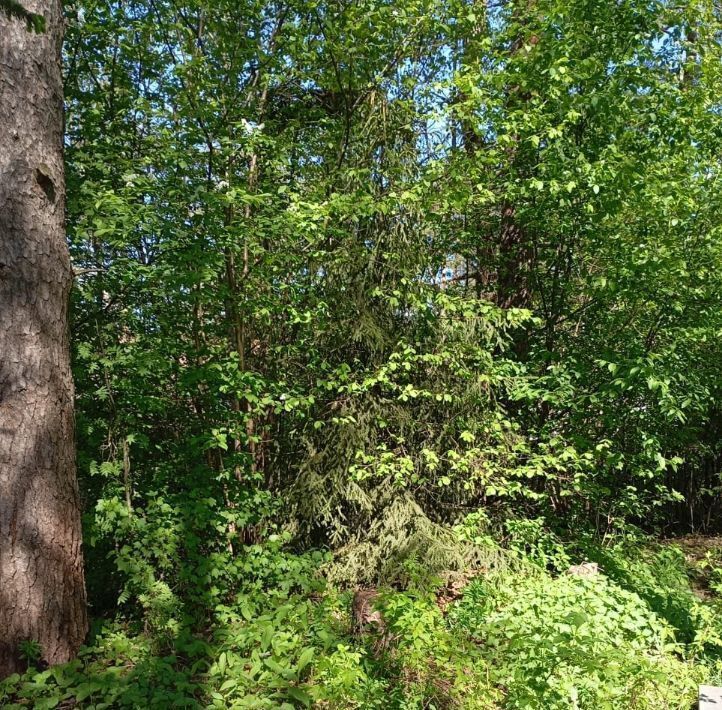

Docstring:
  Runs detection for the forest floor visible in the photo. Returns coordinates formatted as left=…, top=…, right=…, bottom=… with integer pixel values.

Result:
left=666, top=535, right=722, bottom=599
left=4, top=531, right=722, bottom=708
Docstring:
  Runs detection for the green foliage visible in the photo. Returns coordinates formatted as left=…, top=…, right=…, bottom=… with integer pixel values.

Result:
left=8, top=535, right=722, bottom=708
left=311, top=644, right=387, bottom=708
left=61, top=0, right=722, bottom=584
left=575, top=535, right=722, bottom=655
left=451, top=543, right=708, bottom=709
left=504, top=517, right=571, bottom=571
left=9, top=0, right=722, bottom=705
left=17, top=641, right=42, bottom=667
left=378, top=588, right=500, bottom=708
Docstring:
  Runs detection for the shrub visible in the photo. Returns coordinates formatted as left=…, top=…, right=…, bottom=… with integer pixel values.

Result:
left=453, top=570, right=701, bottom=709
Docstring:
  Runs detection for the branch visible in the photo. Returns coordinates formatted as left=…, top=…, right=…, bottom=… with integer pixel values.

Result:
left=72, top=266, right=107, bottom=278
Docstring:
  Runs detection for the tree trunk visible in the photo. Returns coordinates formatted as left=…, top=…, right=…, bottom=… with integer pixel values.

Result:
left=0, top=0, right=87, bottom=677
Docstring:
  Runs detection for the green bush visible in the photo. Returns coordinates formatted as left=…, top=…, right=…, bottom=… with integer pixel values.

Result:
left=377, top=589, right=500, bottom=708
left=453, top=569, right=701, bottom=709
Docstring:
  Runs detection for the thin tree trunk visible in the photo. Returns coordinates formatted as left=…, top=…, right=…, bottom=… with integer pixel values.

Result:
left=0, top=0, right=88, bottom=677
left=223, top=8, right=287, bottom=478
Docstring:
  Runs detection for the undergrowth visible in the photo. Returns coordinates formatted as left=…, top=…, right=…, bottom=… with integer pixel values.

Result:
left=3, top=522, right=722, bottom=709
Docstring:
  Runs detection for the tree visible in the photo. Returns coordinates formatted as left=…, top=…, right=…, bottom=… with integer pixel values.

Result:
left=59, top=0, right=722, bottom=597
left=0, top=0, right=87, bottom=677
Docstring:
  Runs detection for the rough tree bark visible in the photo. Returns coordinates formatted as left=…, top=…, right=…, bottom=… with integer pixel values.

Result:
left=0, top=0, right=87, bottom=677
